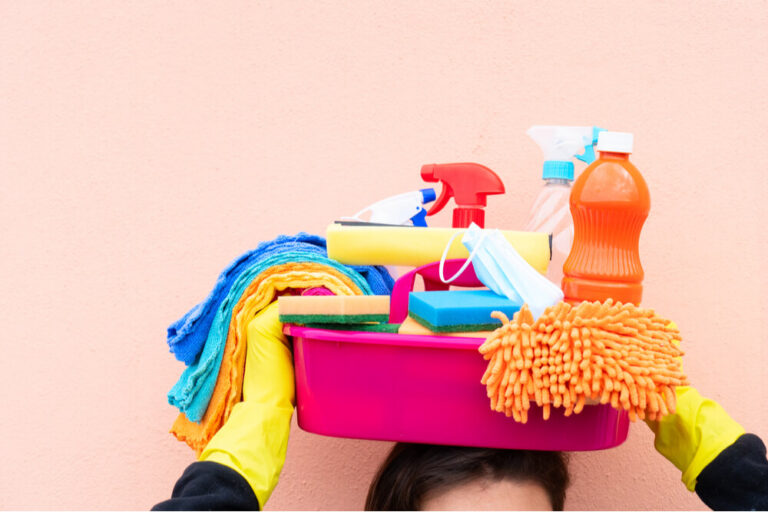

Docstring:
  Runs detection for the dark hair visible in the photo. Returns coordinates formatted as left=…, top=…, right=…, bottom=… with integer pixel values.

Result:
left=365, top=443, right=569, bottom=511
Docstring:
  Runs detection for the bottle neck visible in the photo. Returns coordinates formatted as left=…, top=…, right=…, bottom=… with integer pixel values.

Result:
left=544, top=178, right=572, bottom=186
left=598, top=151, right=630, bottom=160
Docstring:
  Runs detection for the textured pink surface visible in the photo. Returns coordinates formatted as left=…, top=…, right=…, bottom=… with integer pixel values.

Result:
left=1, top=1, right=766, bottom=510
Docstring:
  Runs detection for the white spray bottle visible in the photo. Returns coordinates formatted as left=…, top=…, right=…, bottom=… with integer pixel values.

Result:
left=345, top=188, right=437, bottom=226
left=525, top=126, right=602, bottom=287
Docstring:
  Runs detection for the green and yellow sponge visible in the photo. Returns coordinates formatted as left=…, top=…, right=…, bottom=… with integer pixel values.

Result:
left=278, top=295, right=390, bottom=325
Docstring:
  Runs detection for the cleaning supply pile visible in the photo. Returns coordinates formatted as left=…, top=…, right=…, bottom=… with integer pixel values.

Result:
left=164, top=128, right=688, bottom=452
left=479, top=299, right=687, bottom=424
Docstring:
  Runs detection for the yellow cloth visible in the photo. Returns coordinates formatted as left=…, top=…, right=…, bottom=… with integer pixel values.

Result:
left=171, top=262, right=363, bottom=453
left=200, top=302, right=294, bottom=507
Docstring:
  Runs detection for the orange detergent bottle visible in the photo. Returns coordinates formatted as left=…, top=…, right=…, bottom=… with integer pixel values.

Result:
left=562, top=131, right=650, bottom=305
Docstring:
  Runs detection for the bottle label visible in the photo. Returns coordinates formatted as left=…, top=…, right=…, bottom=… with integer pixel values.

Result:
left=564, top=206, right=647, bottom=282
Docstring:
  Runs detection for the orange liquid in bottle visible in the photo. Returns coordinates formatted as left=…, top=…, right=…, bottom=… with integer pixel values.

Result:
left=562, top=150, right=650, bottom=305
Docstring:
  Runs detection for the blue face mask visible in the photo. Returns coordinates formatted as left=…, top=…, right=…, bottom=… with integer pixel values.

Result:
left=439, top=223, right=563, bottom=320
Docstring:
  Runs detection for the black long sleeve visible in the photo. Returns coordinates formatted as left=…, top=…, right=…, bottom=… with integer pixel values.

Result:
left=152, top=461, right=260, bottom=511
left=695, top=434, right=768, bottom=510
left=153, top=434, right=768, bottom=510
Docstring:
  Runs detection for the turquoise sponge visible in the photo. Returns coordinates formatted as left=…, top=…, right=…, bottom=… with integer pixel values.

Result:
left=408, top=290, right=521, bottom=332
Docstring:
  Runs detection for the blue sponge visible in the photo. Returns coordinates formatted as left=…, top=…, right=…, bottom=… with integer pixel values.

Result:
left=408, top=290, right=521, bottom=332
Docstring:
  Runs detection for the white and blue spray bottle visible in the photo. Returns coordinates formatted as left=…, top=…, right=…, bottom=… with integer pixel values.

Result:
left=347, top=188, right=437, bottom=226
left=344, top=188, right=436, bottom=279
left=525, top=126, right=603, bottom=286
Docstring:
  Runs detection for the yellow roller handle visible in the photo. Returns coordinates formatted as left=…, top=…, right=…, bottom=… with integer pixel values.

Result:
left=326, top=224, right=551, bottom=274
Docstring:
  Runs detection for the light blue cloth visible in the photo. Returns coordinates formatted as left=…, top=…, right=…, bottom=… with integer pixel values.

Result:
left=167, top=233, right=393, bottom=365
left=168, top=251, right=379, bottom=422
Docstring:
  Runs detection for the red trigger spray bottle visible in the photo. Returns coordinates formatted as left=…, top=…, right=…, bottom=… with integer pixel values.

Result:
left=420, top=163, right=505, bottom=228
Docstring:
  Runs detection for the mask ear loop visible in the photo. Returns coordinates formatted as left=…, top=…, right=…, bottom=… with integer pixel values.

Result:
left=439, top=229, right=487, bottom=284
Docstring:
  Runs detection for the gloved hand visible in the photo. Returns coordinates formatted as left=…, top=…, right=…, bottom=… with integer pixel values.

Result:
left=200, top=301, right=294, bottom=507
left=646, top=328, right=745, bottom=493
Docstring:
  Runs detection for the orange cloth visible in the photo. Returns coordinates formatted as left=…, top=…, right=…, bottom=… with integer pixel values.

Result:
left=171, top=262, right=364, bottom=453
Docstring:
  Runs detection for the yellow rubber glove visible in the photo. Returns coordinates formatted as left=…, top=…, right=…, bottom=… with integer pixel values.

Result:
left=200, top=301, right=294, bottom=507
left=647, top=386, right=744, bottom=491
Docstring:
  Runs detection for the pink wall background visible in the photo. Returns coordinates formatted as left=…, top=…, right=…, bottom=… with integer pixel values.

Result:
left=2, top=1, right=767, bottom=509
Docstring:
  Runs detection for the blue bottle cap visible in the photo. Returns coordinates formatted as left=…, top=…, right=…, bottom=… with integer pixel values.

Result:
left=420, top=188, right=437, bottom=204
left=542, top=161, right=574, bottom=181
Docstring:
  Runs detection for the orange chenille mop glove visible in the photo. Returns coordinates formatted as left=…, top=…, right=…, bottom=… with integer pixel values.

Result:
left=479, top=299, right=688, bottom=423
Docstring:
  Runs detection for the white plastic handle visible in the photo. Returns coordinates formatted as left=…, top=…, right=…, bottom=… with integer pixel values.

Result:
left=438, top=229, right=486, bottom=284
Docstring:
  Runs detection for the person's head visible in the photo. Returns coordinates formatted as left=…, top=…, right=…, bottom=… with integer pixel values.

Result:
left=365, top=443, right=569, bottom=511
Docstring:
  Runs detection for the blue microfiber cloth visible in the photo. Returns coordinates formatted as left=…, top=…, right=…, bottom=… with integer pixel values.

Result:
left=346, top=262, right=394, bottom=298
left=167, top=233, right=393, bottom=365
left=168, top=250, right=389, bottom=423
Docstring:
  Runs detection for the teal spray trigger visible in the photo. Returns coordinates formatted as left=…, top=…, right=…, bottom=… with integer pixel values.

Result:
left=346, top=188, right=436, bottom=226
left=527, top=126, right=603, bottom=179
left=575, top=127, right=605, bottom=164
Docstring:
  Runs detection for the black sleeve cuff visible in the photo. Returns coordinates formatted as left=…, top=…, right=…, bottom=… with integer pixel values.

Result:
left=152, top=461, right=260, bottom=511
left=695, top=433, right=768, bottom=511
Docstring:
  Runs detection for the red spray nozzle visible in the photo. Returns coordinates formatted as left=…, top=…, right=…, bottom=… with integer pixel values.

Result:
left=421, top=163, right=505, bottom=228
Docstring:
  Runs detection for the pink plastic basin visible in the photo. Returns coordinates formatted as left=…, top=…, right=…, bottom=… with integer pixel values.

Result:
left=285, top=259, right=629, bottom=451
left=287, top=325, right=629, bottom=451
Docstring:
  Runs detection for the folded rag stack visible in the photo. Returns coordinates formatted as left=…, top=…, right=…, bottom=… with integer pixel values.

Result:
left=166, top=233, right=393, bottom=453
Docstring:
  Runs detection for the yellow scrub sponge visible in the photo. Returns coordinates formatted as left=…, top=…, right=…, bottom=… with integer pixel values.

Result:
left=326, top=224, right=551, bottom=273
left=278, top=295, right=390, bottom=324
